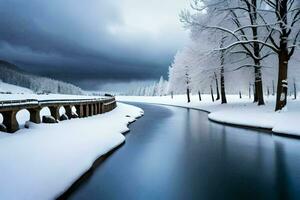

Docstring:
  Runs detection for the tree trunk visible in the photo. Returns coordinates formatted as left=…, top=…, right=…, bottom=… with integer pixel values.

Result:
left=187, top=88, right=191, bottom=103
left=267, top=86, right=270, bottom=97
left=219, top=36, right=227, bottom=104
left=253, top=79, right=258, bottom=102
left=272, top=80, right=275, bottom=96
left=254, top=58, right=265, bottom=106
left=249, top=83, right=251, bottom=99
left=220, top=65, right=227, bottom=104
left=254, top=65, right=265, bottom=105
left=249, top=0, right=264, bottom=105
left=275, top=0, right=289, bottom=111
left=294, top=79, right=297, bottom=100
left=198, top=90, right=202, bottom=101
left=214, top=72, right=220, bottom=100
left=210, top=85, right=214, bottom=102
left=239, top=91, right=242, bottom=99
left=275, top=50, right=289, bottom=110
left=253, top=83, right=256, bottom=102
left=171, top=91, right=173, bottom=99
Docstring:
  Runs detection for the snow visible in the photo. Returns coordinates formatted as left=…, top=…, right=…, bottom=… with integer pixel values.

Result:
left=0, top=81, right=33, bottom=94
left=117, top=94, right=300, bottom=136
left=0, top=93, right=103, bottom=101
left=0, top=102, right=143, bottom=200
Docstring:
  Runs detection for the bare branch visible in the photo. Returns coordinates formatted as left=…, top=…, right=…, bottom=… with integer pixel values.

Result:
left=213, top=40, right=279, bottom=53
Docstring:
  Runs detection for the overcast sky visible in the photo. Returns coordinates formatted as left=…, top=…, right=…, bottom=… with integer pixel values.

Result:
left=0, top=0, right=189, bottom=91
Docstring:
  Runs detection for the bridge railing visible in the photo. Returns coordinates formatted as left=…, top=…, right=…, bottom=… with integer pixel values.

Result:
left=0, top=96, right=117, bottom=133
left=0, top=97, right=115, bottom=108
left=0, top=99, right=38, bottom=106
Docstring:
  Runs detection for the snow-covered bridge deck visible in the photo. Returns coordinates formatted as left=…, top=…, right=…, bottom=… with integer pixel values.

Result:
left=0, top=97, right=117, bottom=133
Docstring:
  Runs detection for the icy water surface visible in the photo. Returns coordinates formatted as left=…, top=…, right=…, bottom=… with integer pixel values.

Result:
left=69, top=103, right=300, bottom=200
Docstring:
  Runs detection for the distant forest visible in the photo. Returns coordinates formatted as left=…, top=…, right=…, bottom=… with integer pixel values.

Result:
left=0, top=60, right=83, bottom=95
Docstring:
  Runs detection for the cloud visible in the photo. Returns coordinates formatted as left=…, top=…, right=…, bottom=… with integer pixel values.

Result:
left=0, top=0, right=188, bottom=90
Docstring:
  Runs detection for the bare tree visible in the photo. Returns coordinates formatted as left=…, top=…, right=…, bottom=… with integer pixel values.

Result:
left=249, top=83, right=252, bottom=99
left=198, top=90, right=202, bottom=101
left=185, top=66, right=191, bottom=103
left=293, top=78, right=297, bottom=100
left=214, top=72, right=220, bottom=100
left=182, top=0, right=300, bottom=110
left=181, top=0, right=268, bottom=105
left=220, top=36, right=227, bottom=104
left=263, top=0, right=300, bottom=110
left=210, top=84, right=215, bottom=102
left=272, top=80, right=275, bottom=96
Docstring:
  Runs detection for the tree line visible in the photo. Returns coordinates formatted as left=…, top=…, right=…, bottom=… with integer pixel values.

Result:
left=0, top=60, right=83, bottom=95
left=166, top=0, right=299, bottom=110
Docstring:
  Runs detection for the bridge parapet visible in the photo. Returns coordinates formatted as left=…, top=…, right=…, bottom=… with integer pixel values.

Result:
left=0, top=97, right=116, bottom=133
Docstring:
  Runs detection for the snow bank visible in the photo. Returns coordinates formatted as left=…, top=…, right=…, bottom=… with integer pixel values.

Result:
left=272, top=112, right=300, bottom=136
left=0, top=102, right=143, bottom=200
left=118, top=95, right=300, bottom=137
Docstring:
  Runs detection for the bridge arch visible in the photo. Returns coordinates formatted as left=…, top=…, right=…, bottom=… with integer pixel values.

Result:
left=59, top=106, right=66, bottom=116
left=0, top=113, right=3, bottom=124
left=16, top=109, right=30, bottom=128
left=40, top=107, right=51, bottom=116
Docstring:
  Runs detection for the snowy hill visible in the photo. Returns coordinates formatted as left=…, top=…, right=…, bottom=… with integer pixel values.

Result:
left=0, top=81, right=33, bottom=94
left=0, top=60, right=83, bottom=95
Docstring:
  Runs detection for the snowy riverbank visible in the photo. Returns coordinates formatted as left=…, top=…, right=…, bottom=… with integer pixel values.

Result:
left=117, top=95, right=300, bottom=137
left=0, top=102, right=143, bottom=200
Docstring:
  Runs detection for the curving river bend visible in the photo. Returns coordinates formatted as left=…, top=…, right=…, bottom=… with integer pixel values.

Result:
left=68, top=103, right=300, bottom=200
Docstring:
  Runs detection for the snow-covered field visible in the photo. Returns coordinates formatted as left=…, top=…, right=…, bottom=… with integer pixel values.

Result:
left=0, top=92, right=143, bottom=199
left=118, top=95, right=300, bottom=137
left=0, top=81, right=33, bottom=94
left=0, top=81, right=106, bottom=101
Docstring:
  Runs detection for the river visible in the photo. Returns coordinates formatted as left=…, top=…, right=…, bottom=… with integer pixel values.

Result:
left=68, top=103, right=300, bottom=200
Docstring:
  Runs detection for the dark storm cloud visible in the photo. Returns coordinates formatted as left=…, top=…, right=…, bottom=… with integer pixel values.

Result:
left=0, top=0, right=185, bottom=89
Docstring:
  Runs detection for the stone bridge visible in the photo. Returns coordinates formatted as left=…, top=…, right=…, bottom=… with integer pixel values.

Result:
left=0, top=97, right=117, bottom=133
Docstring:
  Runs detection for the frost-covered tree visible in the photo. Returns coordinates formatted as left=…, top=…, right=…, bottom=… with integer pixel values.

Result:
left=185, top=66, right=192, bottom=103
left=180, top=0, right=271, bottom=105
left=219, top=36, right=227, bottom=103
left=157, top=76, right=167, bottom=96
left=167, top=66, right=175, bottom=98
left=214, top=72, right=220, bottom=100
left=180, top=0, right=300, bottom=110
left=0, top=60, right=83, bottom=94
left=127, top=77, right=170, bottom=97
left=262, top=0, right=300, bottom=110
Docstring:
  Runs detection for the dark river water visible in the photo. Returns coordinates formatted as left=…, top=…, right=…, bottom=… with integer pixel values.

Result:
left=68, top=103, right=300, bottom=200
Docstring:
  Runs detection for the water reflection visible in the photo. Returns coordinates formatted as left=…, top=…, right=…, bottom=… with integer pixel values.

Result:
left=275, top=140, right=289, bottom=200
left=69, top=103, right=300, bottom=200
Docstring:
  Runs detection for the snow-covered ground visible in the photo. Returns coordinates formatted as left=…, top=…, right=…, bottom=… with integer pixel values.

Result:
left=118, top=95, right=300, bottom=137
left=0, top=102, right=143, bottom=200
left=0, top=81, right=105, bottom=101
left=0, top=81, right=33, bottom=94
